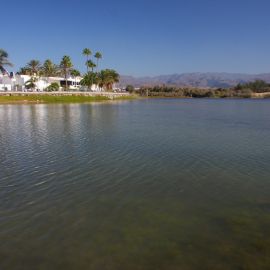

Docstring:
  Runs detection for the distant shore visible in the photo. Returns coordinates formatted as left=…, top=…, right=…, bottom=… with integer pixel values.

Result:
left=135, top=83, right=270, bottom=99
left=1, top=90, right=269, bottom=104
left=0, top=92, right=137, bottom=104
left=141, top=92, right=270, bottom=99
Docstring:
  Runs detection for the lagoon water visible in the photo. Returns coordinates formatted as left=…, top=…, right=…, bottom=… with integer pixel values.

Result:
left=1, top=99, right=270, bottom=270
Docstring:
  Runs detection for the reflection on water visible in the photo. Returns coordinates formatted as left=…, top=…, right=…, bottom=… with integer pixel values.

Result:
left=1, top=99, right=270, bottom=269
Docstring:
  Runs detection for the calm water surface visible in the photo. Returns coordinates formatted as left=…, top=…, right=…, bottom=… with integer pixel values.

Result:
left=1, top=99, right=270, bottom=270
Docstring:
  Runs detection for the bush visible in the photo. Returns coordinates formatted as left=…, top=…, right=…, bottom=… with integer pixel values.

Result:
left=234, top=80, right=270, bottom=93
left=238, top=89, right=253, bottom=98
left=46, top=82, right=60, bottom=92
left=126, top=85, right=135, bottom=93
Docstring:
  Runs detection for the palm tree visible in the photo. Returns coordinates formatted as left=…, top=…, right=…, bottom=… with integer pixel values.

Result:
left=0, top=49, right=13, bottom=74
left=80, top=72, right=97, bottom=90
left=94, top=52, right=102, bottom=72
left=99, top=69, right=119, bottom=91
left=26, top=60, right=41, bottom=76
left=24, top=60, right=41, bottom=91
left=70, top=69, right=81, bottom=88
left=60, top=56, right=73, bottom=90
left=70, top=69, right=80, bottom=77
left=95, top=72, right=102, bottom=91
left=86, top=60, right=96, bottom=89
left=17, top=67, right=31, bottom=75
left=86, top=60, right=96, bottom=73
left=42, top=59, right=59, bottom=77
left=82, top=48, right=92, bottom=73
left=25, top=77, right=38, bottom=91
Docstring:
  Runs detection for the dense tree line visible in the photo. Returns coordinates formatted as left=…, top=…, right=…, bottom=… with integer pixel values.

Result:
left=128, top=81, right=270, bottom=98
left=234, top=80, right=270, bottom=93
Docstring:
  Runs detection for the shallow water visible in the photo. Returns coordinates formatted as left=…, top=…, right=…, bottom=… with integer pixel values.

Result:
left=1, top=99, right=270, bottom=270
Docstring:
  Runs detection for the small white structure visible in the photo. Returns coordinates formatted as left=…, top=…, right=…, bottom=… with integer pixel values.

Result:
left=0, top=74, right=15, bottom=91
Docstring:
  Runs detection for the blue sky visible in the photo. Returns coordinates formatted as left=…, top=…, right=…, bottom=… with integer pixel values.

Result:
left=2, top=0, right=270, bottom=76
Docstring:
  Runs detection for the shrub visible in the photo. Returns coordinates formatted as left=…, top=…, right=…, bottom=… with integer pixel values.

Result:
left=234, top=80, right=270, bottom=93
left=46, top=82, right=60, bottom=92
left=126, top=85, right=135, bottom=93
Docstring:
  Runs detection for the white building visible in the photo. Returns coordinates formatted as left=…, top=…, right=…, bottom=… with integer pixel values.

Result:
left=0, top=73, right=120, bottom=92
left=0, top=74, right=85, bottom=92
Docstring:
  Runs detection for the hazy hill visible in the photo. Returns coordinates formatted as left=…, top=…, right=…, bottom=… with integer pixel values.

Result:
left=119, top=73, right=270, bottom=88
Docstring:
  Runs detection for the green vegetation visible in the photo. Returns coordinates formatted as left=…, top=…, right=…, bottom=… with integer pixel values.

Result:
left=26, top=60, right=41, bottom=75
left=114, top=94, right=138, bottom=100
left=80, top=72, right=97, bottom=89
left=98, top=69, right=120, bottom=90
left=46, top=82, right=60, bottom=92
left=80, top=69, right=120, bottom=91
left=60, top=55, right=73, bottom=90
left=44, top=196, right=269, bottom=270
left=0, top=49, right=13, bottom=74
left=0, top=95, right=111, bottom=104
left=80, top=49, right=119, bottom=91
left=0, top=93, right=138, bottom=104
left=86, top=59, right=96, bottom=72
left=126, top=85, right=135, bottom=93
left=86, top=60, right=96, bottom=87
left=235, top=80, right=270, bottom=93
left=94, top=52, right=102, bottom=72
left=70, top=69, right=81, bottom=78
left=42, top=59, right=59, bottom=77
left=137, top=81, right=270, bottom=98
left=82, top=48, right=92, bottom=74
left=7, top=47, right=120, bottom=92
left=25, top=77, right=38, bottom=90
left=4, top=47, right=270, bottom=98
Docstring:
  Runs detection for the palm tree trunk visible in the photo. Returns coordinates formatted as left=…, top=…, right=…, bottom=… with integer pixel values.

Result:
left=91, top=68, right=94, bottom=90
left=96, top=60, right=99, bottom=73
left=87, top=57, right=90, bottom=91
left=65, top=70, right=68, bottom=91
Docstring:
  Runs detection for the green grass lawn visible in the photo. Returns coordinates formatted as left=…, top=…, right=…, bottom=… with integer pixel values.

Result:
left=0, top=94, right=136, bottom=104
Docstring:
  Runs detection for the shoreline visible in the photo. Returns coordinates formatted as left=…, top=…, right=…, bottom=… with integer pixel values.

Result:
left=0, top=91, right=269, bottom=104
left=0, top=92, right=137, bottom=104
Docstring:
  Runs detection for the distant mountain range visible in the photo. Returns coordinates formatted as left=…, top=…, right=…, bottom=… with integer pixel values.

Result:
left=119, top=73, right=270, bottom=88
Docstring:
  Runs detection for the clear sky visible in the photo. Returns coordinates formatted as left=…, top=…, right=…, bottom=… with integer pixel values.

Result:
left=2, top=0, right=270, bottom=76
